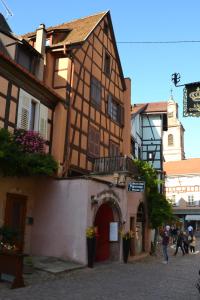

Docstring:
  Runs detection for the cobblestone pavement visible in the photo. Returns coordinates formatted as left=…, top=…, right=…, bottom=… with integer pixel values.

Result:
left=0, top=241, right=200, bottom=300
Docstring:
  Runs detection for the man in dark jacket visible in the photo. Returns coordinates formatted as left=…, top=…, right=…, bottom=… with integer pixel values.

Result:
left=161, top=228, right=170, bottom=263
left=174, top=231, right=185, bottom=255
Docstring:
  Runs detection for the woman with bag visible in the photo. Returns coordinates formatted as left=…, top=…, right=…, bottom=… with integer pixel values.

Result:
left=189, top=234, right=196, bottom=253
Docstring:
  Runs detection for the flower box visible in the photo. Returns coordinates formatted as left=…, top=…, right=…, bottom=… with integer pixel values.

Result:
left=0, top=252, right=26, bottom=289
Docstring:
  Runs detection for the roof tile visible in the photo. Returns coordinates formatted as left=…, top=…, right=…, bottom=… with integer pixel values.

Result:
left=164, top=158, right=200, bottom=175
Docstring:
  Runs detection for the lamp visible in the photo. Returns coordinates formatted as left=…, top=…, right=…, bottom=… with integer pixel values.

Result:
left=91, top=195, right=98, bottom=205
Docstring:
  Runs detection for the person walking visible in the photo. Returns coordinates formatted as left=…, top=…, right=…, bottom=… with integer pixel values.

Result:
left=187, top=224, right=193, bottom=235
left=161, top=228, right=170, bottom=264
left=189, top=234, right=196, bottom=253
left=183, top=231, right=189, bottom=254
left=174, top=231, right=185, bottom=256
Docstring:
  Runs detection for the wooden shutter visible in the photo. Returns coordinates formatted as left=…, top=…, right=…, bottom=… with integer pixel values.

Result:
left=17, top=89, right=31, bottom=130
left=120, top=106, right=124, bottom=127
left=108, top=94, right=112, bottom=116
left=88, top=126, right=100, bottom=157
left=39, top=104, right=48, bottom=139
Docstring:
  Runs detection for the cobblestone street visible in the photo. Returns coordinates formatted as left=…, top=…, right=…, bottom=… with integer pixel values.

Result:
left=0, top=241, right=200, bottom=300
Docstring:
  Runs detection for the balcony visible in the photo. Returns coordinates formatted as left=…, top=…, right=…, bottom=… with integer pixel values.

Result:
left=93, top=156, right=138, bottom=175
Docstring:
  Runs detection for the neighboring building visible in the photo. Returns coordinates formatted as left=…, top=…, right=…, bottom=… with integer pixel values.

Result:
left=0, top=12, right=150, bottom=264
left=164, top=158, right=200, bottom=231
left=163, top=96, right=185, bottom=162
left=131, top=102, right=168, bottom=184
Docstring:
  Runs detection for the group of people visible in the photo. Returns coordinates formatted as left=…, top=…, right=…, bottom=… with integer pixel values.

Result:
left=160, top=224, right=197, bottom=264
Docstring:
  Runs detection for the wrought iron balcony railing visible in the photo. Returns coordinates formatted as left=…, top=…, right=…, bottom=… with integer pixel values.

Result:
left=93, top=156, right=138, bottom=175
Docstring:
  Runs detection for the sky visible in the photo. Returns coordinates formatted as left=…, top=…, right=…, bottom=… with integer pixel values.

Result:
left=1, top=0, right=200, bottom=159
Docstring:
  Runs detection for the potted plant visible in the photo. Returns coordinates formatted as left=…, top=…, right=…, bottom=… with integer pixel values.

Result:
left=121, top=230, right=134, bottom=263
left=0, top=226, right=25, bottom=288
left=86, top=226, right=98, bottom=268
left=0, top=226, right=19, bottom=253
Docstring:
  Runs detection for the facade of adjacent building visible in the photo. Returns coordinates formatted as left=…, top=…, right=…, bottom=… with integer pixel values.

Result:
left=0, top=12, right=150, bottom=264
left=164, top=159, right=200, bottom=231
left=131, top=102, right=168, bottom=185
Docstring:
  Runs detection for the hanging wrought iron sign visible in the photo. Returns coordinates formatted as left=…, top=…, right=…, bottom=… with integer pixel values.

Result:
left=183, top=83, right=200, bottom=117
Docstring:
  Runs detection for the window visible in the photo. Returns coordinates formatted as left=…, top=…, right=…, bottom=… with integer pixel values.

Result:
left=109, top=141, right=120, bottom=157
left=108, top=94, right=124, bottom=126
left=168, top=134, right=173, bottom=146
left=53, top=57, right=68, bottom=88
left=104, top=52, right=111, bottom=76
left=147, top=151, right=154, bottom=161
left=15, top=45, right=37, bottom=75
left=90, top=76, right=101, bottom=108
left=17, top=89, right=48, bottom=139
left=88, top=126, right=100, bottom=157
left=104, top=21, right=109, bottom=35
left=188, top=195, right=194, bottom=206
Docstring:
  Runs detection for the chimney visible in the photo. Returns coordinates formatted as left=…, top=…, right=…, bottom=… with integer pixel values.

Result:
left=35, top=23, right=46, bottom=55
left=35, top=24, right=46, bottom=80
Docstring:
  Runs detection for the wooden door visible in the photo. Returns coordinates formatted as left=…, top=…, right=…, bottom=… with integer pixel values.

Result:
left=4, top=193, right=27, bottom=252
left=94, top=203, right=114, bottom=262
left=130, top=217, right=135, bottom=256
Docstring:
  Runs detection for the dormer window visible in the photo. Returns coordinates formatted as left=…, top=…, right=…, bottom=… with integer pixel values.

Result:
left=104, top=52, right=111, bottom=76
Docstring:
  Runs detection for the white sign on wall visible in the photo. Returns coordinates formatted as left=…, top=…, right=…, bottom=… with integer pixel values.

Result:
left=109, top=222, right=118, bottom=242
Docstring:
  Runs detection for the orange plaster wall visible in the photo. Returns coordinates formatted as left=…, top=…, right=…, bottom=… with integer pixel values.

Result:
left=9, top=101, right=17, bottom=124
left=123, top=78, right=131, bottom=155
left=0, top=76, right=8, bottom=95
left=0, top=96, right=6, bottom=118
left=51, top=102, right=68, bottom=169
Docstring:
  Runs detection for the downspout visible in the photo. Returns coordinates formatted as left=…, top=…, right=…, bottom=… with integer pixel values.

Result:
left=62, top=50, right=73, bottom=177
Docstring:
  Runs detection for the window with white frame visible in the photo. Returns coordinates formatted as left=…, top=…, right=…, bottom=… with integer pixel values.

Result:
left=188, top=195, right=194, bottom=206
left=168, top=134, right=174, bottom=146
left=17, top=89, right=48, bottom=139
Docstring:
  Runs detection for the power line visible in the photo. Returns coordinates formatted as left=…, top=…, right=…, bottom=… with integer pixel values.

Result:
left=117, top=40, right=200, bottom=44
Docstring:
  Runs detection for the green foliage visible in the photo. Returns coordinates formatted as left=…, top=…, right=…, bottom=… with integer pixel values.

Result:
left=0, top=128, right=58, bottom=176
left=0, top=225, right=18, bottom=245
left=134, top=159, right=173, bottom=229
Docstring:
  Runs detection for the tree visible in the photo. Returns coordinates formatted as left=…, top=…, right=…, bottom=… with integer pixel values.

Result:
left=134, top=159, right=173, bottom=253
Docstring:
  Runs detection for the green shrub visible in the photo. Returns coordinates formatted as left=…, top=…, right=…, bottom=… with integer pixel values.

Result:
left=0, top=128, right=58, bottom=176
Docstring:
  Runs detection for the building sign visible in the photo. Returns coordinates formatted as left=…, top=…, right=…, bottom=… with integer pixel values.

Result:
left=183, top=83, right=200, bottom=117
left=127, top=181, right=145, bottom=192
left=109, top=222, right=118, bottom=241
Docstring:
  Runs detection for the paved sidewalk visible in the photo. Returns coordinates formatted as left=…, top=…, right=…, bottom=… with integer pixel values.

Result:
left=0, top=241, right=200, bottom=299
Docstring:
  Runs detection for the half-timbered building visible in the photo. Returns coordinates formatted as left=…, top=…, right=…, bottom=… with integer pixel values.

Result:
left=0, top=11, right=150, bottom=264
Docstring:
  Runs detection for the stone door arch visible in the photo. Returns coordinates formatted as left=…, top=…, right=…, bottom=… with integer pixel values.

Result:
left=93, top=191, right=122, bottom=262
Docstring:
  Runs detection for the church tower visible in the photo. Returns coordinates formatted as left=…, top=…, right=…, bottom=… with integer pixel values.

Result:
left=163, top=96, right=185, bottom=162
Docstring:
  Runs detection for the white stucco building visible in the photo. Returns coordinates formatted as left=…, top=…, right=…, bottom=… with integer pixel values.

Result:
left=164, top=158, right=200, bottom=231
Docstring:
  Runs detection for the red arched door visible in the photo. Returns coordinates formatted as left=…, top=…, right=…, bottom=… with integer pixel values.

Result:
left=94, top=203, right=114, bottom=262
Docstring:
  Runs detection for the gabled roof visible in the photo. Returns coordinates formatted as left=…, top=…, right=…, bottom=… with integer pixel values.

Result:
left=23, top=11, right=107, bottom=46
left=22, top=11, right=126, bottom=90
left=131, top=102, right=167, bottom=116
left=0, top=13, right=12, bottom=34
left=164, top=159, right=200, bottom=175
